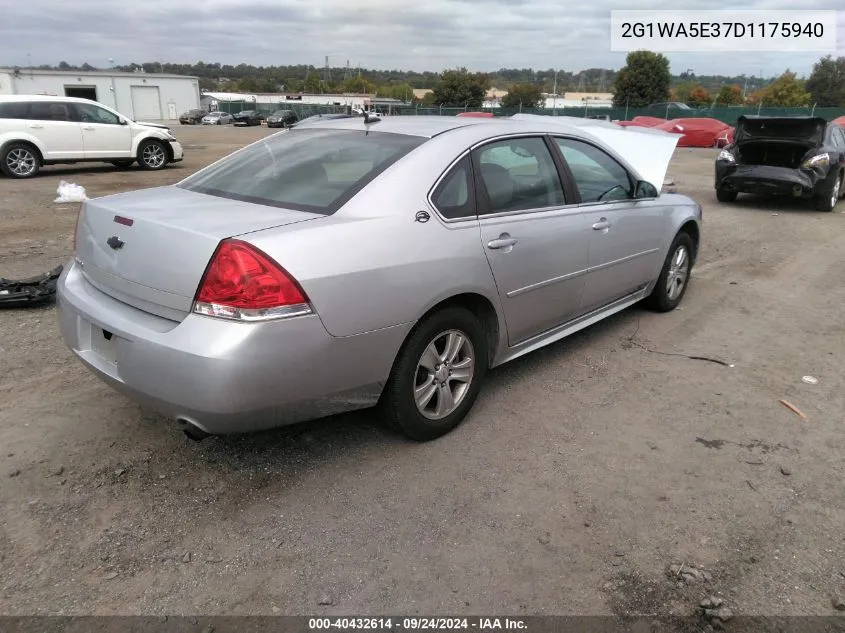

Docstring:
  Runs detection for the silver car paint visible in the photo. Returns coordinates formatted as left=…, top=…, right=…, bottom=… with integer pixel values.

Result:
left=58, top=116, right=701, bottom=434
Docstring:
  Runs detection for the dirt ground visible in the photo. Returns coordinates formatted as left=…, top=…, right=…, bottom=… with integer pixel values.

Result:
left=1, top=123, right=844, bottom=621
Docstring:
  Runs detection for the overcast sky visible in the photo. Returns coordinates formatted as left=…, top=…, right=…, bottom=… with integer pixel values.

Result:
left=2, top=1, right=843, bottom=77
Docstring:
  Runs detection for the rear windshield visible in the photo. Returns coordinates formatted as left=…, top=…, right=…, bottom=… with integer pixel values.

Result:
left=177, top=128, right=425, bottom=214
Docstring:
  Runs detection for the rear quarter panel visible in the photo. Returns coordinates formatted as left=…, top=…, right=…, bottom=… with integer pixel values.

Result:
left=245, top=136, right=505, bottom=339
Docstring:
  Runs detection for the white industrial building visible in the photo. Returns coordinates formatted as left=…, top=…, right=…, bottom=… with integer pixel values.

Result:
left=0, top=68, right=201, bottom=121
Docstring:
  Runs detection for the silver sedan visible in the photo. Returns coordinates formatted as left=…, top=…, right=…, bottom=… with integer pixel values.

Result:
left=57, top=116, right=701, bottom=442
left=201, top=111, right=233, bottom=125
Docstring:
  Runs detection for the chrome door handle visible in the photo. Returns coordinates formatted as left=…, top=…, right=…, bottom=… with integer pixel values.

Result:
left=487, top=236, right=517, bottom=250
left=592, top=218, right=611, bottom=230
left=82, top=126, right=95, bottom=130
left=28, top=124, right=43, bottom=129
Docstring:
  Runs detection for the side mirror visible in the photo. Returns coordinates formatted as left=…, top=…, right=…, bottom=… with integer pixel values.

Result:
left=117, top=116, right=127, bottom=125
left=635, top=180, right=658, bottom=198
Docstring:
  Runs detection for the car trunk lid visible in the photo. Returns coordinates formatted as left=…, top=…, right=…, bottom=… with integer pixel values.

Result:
left=734, top=116, right=826, bottom=146
left=74, top=186, right=322, bottom=321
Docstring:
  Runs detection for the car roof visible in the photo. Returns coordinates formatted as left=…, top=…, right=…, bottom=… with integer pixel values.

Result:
left=297, top=114, right=620, bottom=139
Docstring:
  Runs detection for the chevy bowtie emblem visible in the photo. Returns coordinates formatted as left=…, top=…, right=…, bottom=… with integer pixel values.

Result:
left=107, top=236, right=125, bottom=250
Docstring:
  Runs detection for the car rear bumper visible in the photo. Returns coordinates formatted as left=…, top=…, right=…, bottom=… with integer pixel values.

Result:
left=715, top=164, right=826, bottom=198
left=57, top=260, right=410, bottom=435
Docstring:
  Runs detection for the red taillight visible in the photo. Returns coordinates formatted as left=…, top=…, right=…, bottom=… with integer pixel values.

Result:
left=192, top=239, right=311, bottom=321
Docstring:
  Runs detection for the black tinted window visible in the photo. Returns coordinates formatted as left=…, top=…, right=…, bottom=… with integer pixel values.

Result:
left=178, top=129, right=425, bottom=214
left=0, top=102, right=29, bottom=119
left=554, top=137, right=632, bottom=203
left=431, top=156, right=476, bottom=219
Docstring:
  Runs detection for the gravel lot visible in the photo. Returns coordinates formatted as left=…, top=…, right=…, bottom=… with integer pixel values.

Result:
left=1, top=123, right=844, bottom=620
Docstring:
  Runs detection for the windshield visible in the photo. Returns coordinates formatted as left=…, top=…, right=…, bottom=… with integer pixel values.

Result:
left=178, top=128, right=425, bottom=214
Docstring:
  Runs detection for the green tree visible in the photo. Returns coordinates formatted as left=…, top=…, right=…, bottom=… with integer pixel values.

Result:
left=303, top=73, right=323, bottom=93
left=716, top=84, right=744, bottom=105
left=755, top=70, right=811, bottom=106
left=612, top=50, right=671, bottom=107
left=501, top=83, right=544, bottom=108
left=805, top=55, right=845, bottom=107
left=432, top=68, right=490, bottom=107
left=421, top=91, right=437, bottom=106
left=342, top=76, right=377, bottom=94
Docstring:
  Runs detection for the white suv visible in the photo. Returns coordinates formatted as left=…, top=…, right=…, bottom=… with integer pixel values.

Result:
left=0, top=95, right=184, bottom=179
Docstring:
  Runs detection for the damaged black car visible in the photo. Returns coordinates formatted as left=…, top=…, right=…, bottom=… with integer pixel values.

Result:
left=715, top=116, right=845, bottom=212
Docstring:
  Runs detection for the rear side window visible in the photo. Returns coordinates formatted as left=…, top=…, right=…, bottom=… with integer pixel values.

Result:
left=0, top=102, right=29, bottom=119
left=178, top=128, right=425, bottom=214
left=431, top=156, right=476, bottom=219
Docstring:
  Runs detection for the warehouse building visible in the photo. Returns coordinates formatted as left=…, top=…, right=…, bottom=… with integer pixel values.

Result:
left=0, top=68, right=201, bottom=121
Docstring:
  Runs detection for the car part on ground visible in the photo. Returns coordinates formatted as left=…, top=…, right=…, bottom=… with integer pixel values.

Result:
left=0, top=266, right=63, bottom=309
left=57, top=115, right=699, bottom=442
left=715, top=116, right=845, bottom=211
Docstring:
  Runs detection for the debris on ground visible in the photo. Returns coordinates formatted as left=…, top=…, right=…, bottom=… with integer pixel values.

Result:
left=833, top=597, right=845, bottom=611
left=317, top=596, right=334, bottom=606
left=801, top=375, right=818, bottom=385
left=668, top=563, right=713, bottom=584
left=778, top=399, right=808, bottom=420
left=54, top=181, right=88, bottom=203
left=780, top=466, right=792, bottom=476
left=0, top=266, right=63, bottom=309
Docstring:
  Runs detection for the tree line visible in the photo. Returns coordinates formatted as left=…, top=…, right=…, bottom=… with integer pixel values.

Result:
left=20, top=56, right=845, bottom=109
left=613, top=51, right=845, bottom=108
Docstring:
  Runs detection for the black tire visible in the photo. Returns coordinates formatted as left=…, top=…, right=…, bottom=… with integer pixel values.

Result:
left=814, top=171, right=842, bottom=212
left=137, top=139, right=168, bottom=171
left=645, top=232, right=695, bottom=313
left=1, top=143, right=41, bottom=179
left=716, top=187, right=737, bottom=203
left=110, top=160, right=134, bottom=170
left=380, top=306, right=488, bottom=441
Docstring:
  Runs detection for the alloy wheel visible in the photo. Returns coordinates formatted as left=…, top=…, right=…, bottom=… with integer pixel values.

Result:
left=142, top=144, right=166, bottom=168
left=6, top=148, right=36, bottom=177
left=413, top=329, right=475, bottom=420
left=833, top=176, right=842, bottom=210
left=666, top=244, right=689, bottom=301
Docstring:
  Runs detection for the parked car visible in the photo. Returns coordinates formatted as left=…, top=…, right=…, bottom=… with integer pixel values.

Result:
left=57, top=116, right=700, bottom=442
left=179, top=109, right=208, bottom=125
left=201, top=111, right=234, bottom=125
left=291, top=113, right=359, bottom=127
left=715, top=115, right=845, bottom=211
left=232, top=110, right=264, bottom=126
left=0, top=95, right=183, bottom=179
left=265, top=109, right=298, bottom=128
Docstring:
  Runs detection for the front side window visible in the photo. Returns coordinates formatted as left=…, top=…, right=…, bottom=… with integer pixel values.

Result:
left=178, top=128, right=425, bottom=214
left=472, top=137, right=565, bottom=214
left=554, top=138, right=632, bottom=203
left=431, top=156, right=476, bottom=220
left=74, top=103, right=120, bottom=125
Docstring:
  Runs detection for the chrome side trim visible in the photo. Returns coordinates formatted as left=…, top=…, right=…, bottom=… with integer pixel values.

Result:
left=507, top=267, right=590, bottom=298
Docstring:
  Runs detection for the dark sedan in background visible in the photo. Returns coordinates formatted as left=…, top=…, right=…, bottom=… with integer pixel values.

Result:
left=265, top=109, right=298, bottom=128
left=232, top=110, right=265, bottom=127
left=715, top=116, right=845, bottom=212
left=179, top=109, right=208, bottom=125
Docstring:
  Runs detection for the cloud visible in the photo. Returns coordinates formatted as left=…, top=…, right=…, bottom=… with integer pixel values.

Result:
left=1, top=0, right=842, bottom=76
